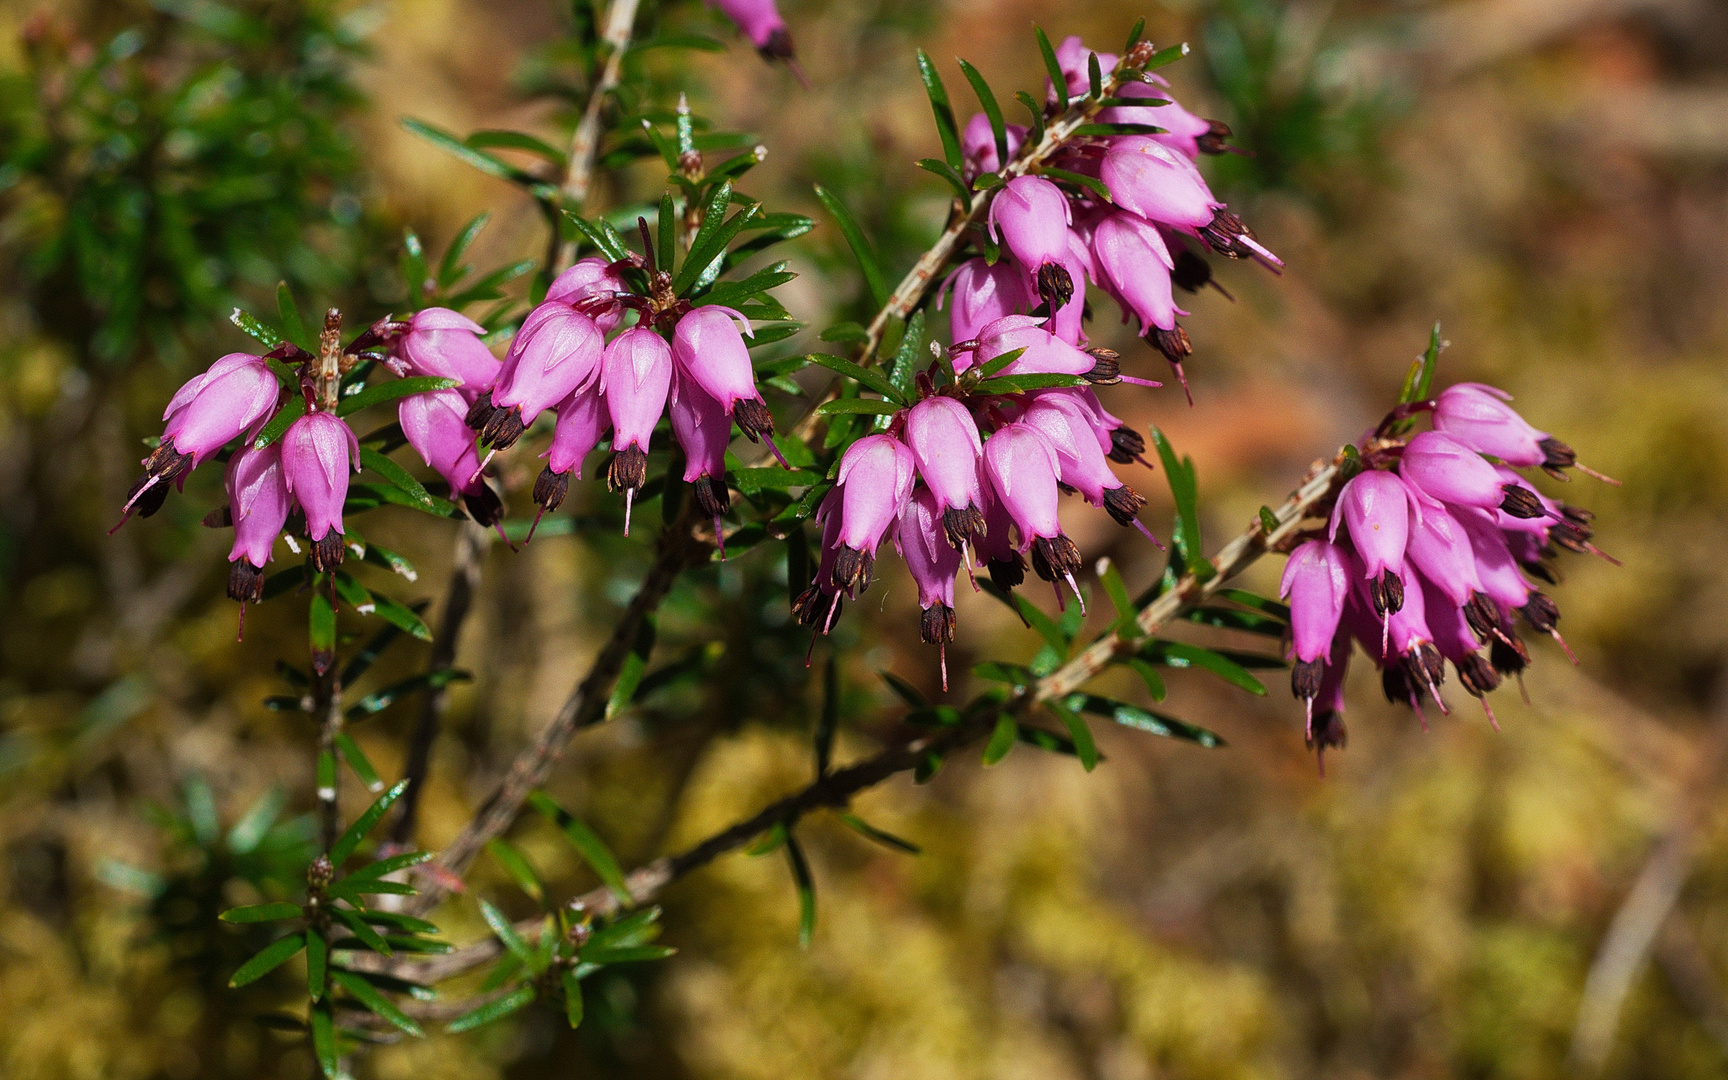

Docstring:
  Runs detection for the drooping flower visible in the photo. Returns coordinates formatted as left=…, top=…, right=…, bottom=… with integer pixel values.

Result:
left=894, top=486, right=965, bottom=689
left=400, top=389, right=503, bottom=528
left=474, top=304, right=605, bottom=450
left=280, top=411, right=360, bottom=572
left=1399, top=430, right=1545, bottom=518
left=987, top=176, right=1083, bottom=313
left=904, top=396, right=986, bottom=551
left=943, top=258, right=1031, bottom=347
left=127, top=352, right=281, bottom=515
left=1329, top=469, right=1411, bottom=619
left=981, top=422, right=1084, bottom=609
left=223, top=443, right=291, bottom=615
left=600, top=327, right=674, bottom=535
left=1018, top=394, right=1154, bottom=537
left=669, top=372, right=734, bottom=552
left=1100, top=137, right=1221, bottom=231
left=1279, top=539, right=1352, bottom=705
left=546, top=258, right=628, bottom=333
left=969, top=314, right=1105, bottom=381
left=710, top=0, right=796, bottom=62
left=396, top=308, right=501, bottom=401
left=1432, top=382, right=1587, bottom=479
left=829, top=434, right=916, bottom=595
left=671, top=305, right=777, bottom=447
left=530, top=385, right=609, bottom=532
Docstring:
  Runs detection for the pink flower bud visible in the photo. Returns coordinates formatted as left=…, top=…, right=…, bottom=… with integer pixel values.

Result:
left=1404, top=501, right=1484, bottom=607
left=987, top=176, right=1073, bottom=276
left=1453, top=507, right=1532, bottom=610
left=1398, top=430, right=1520, bottom=511
left=600, top=329, right=673, bottom=533
left=280, top=411, right=360, bottom=556
left=669, top=372, right=734, bottom=546
left=972, top=315, right=1096, bottom=379
left=1280, top=540, right=1352, bottom=665
left=1101, top=136, right=1221, bottom=230
left=225, top=443, right=290, bottom=571
left=398, top=308, right=500, bottom=401
left=162, top=352, right=280, bottom=466
left=493, top=305, right=605, bottom=427
left=400, top=389, right=484, bottom=496
left=1018, top=396, right=1118, bottom=505
left=961, top=112, right=1029, bottom=177
left=1432, top=383, right=1550, bottom=468
left=1091, top=211, right=1182, bottom=333
left=546, top=258, right=627, bottom=333
left=896, top=485, right=963, bottom=615
left=904, top=396, right=985, bottom=544
left=942, top=259, right=1030, bottom=349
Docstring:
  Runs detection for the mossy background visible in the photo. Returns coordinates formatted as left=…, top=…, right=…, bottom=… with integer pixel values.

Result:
left=3, top=0, right=1728, bottom=1077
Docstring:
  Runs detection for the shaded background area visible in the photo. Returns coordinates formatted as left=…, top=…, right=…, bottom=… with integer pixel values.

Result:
left=3, top=0, right=1728, bottom=1077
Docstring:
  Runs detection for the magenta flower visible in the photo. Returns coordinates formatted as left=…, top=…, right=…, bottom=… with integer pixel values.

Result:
left=400, top=389, right=504, bottom=529
left=1068, top=387, right=1149, bottom=464
left=894, top=486, right=965, bottom=689
left=987, top=176, right=1081, bottom=310
left=1432, top=382, right=1589, bottom=480
left=961, top=112, right=1029, bottom=178
left=978, top=489, right=1025, bottom=591
left=396, top=308, right=500, bottom=401
left=1018, top=395, right=1151, bottom=535
left=546, top=258, right=628, bottom=333
left=669, top=373, right=734, bottom=552
left=671, top=305, right=776, bottom=446
left=1329, top=469, right=1410, bottom=617
left=1307, top=637, right=1351, bottom=773
left=943, top=259, right=1030, bottom=348
left=982, top=422, right=1084, bottom=608
left=1421, top=577, right=1502, bottom=722
left=1398, top=430, right=1543, bottom=517
left=710, top=0, right=795, bottom=60
left=478, top=305, right=605, bottom=450
left=971, top=315, right=1103, bottom=381
left=792, top=488, right=848, bottom=637
left=529, top=385, right=609, bottom=534
left=224, top=443, right=291, bottom=612
left=1100, top=137, right=1221, bottom=231
left=1402, top=501, right=1483, bottom=607
left=280, top=411, right=360, bottom=571
left=830, top=433, right=916, bottom=594
left=1452, top=506, right=1533, bottom=611
left=1279, top=539, right=1352, bottom=677
left=127, top=352, right=280, bottom=516
left=600, top=327, right=674, bottom=535
left=904, top=396, right=986, bottom=550
left=1091, top=210, right=1183, bottom=335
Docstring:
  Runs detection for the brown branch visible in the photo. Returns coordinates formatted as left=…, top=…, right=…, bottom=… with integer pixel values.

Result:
left=346, top=452, right=1346, bottom=985
left=559, top=0, right=642, bottom=257
left=404, top=502, right=709, bottom=913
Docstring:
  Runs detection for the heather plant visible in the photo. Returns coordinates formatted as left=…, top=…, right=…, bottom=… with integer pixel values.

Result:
left=59, top=0, right=1627, bottom=1074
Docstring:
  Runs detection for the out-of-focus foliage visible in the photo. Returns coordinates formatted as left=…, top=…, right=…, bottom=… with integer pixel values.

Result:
left=5, top=0, right=1728, bottom=1077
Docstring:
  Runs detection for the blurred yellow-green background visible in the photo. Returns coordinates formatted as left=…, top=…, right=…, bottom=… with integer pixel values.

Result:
left=4, top=0, right=1728, bottom=1077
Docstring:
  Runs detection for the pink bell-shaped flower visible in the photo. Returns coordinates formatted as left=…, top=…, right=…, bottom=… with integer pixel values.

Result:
left=223, top=443, right=292, bottom=616
left=1432, top=382, right=1589, bottom=480
left=400, top=389, right=503, bottom=529
left=1101, top=137, right=1221, bottom=231
left=529, top=385, right=609, bottom=537
left=1019, top=395, right=1152, bottom=537
left=982, top=422, right=1084, bottom=609
left=397, top=308, right=501, bottom=401
left=1399, top=430, right=1544, bottom=518
left=1329, top=469, right=1410, bottom=619
left=480, top=305, right=605, bottom=449
left=710, top=0, right=796, bottom=61
left=830, top=433, right=916, bottom=595
left=671, top=305, right=777, bottom=448
left=126, top=352, right=281, bottom=518
left=280, top=411, right=360, bottom=571
left=904, top=396, right=986, bottom=551
left=546, top=258, right=628, bottom=333
left=1403, top=501, right=1483, bottom=607
left=1280, top=539, right=1352, bottom=684
left=988, top=176, right=1080, bottom=312
left=669, top=372, right=735, bottom=554
left=943, top=259, right=1030, bottom=350
left=600, top=327, right=674, bottom=536
left=894, top=485, right=966, bottom=690
left=971, top=315, right=1102, bottom=381
left=1092, top=211, right=1183, bottom=335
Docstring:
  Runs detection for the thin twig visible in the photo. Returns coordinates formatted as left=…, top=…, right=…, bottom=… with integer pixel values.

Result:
left=347, top=452, right=1346, bottom=984
left=405, top=502, right=709, bottom=913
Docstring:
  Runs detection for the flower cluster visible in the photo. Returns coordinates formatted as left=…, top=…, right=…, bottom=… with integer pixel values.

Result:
left=459, top=249, right=783, bottom=543
left=943, top=35, right=1278, bottom=403
left=793, top=380, right=1161, bottom=689
left=1280, top=382, right=1616, bottom=768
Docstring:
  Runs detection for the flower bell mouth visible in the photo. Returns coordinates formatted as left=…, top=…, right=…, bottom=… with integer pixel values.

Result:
left=1035, top=262, right=1074, bottom=310
left=1146, top=325, right=1194, bottom=403
left=1197, top=209, right=1283, bottom=271
left=1195, top=119, right=1239, bottom=156
left=1291, top=658, right=1326, bottom=701
left=607, top=444, right=649, bottom=536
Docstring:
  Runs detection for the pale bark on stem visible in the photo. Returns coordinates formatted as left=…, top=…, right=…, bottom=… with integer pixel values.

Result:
left=558, top=0, right=642, bottom=263
left=349, top=452, right=1345, bottom=985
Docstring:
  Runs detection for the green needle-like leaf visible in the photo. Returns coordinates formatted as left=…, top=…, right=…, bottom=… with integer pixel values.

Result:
left=329, top=779, right=410, bottom=867
left=220, top=902, right=303, bottom=924
left=915, top=50, right=964, bottom=170
left=331, top=969, right=423, bottom=1037
left=446, top=984, right=536, bottom=1033
left=812, top=184, right=889, bottom=310
left=228, top=932, right=306, bottom=988
left=527, top=792, right=633, bottom=905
